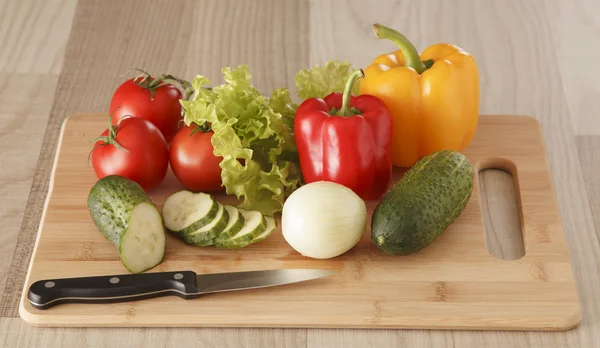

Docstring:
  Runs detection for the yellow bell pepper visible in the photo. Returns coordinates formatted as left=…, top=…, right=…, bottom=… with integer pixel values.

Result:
left=359, top=23, right=479, bottom=167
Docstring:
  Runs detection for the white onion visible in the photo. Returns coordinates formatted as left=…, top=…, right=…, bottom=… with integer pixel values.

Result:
left=281, top=181, right=367, bottom=259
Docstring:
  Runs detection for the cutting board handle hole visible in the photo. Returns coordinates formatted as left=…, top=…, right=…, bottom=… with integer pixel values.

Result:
left=476, top=158, right=526, bottom=260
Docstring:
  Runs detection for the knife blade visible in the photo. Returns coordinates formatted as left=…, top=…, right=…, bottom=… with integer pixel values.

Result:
left=27, top=269, right=336, bottom=310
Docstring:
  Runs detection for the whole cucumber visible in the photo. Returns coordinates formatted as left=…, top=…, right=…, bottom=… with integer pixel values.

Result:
left=371, top=150, right=474, bottom=255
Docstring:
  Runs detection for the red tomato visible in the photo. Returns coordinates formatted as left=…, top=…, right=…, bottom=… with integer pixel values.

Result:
left=91, top=117, right=169, bottom=191
left=109, top=77, right=183, bottom=143
left=169, top=125, right=224, bottom=192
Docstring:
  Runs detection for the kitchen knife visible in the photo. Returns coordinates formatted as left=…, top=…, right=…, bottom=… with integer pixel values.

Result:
left=28, top=268, right=336, bottom=310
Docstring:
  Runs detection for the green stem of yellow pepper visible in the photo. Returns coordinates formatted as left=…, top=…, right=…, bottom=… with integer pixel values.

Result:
left=373, top=23, right=428, bottom=74
left=338, top=69, right=364, bottom=117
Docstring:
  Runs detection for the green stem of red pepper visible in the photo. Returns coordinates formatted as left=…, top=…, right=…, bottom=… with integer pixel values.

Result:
left=373, top=23, right=428, bottom=74
left=338, top=69, right=365, bottom=117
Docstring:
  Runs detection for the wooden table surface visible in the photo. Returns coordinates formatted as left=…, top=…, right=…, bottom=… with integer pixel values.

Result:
left=1, top=0, right=599, bottom=347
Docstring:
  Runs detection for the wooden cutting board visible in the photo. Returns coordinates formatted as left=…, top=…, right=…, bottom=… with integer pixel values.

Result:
left=19, top=114, right=581, bottom=330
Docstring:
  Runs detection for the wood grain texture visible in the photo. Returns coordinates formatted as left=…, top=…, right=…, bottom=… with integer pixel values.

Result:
left=18, top=114, right=580, bottom=330
left=576, top=136, right=600, bottom=243
left=2, top=0, right=309, bottom=320
left=478, top=169, right=525, bottom=260
left=0, top=0, right=76, bottom=74
left=544, top=0, right=600, bottom=136
left=0, top=74, right=60, bottom=301
left=308, top=0, right=599, bottom=346
left=0, top=0, right=77, bottom=318
left=0, top=318, right=307, bottom=348
left=1, top=0, right=599, bottom=346
left=2, top=0, right=312, bottom=346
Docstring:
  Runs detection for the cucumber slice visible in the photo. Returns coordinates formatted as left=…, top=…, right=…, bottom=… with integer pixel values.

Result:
left=87, top=175, right=166, bottom=274
left=161, top=191, right=218, bottom=234
left=184, top=202, right=229, bottom=246
left=214, top=205, right=245, bottom=243
left=220, top=216, right=276, bottom=249
left=119, top=202, right=167, bottom=273
left=249, top=216, right=276, bottom=244
left=215, top=209, right=266, bottom=248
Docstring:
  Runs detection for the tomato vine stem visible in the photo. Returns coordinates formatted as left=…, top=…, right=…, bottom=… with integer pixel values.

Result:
left=132, top=69, right=194, bottom=100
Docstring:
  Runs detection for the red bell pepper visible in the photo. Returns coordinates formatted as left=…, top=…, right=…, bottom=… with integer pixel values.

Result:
left=294, top=69, right=392, bottom=200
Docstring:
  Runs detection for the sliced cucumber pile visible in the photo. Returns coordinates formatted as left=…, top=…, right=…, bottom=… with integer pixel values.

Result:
left=215, top=209, right=266, bottom=248
left=220, top=216, right=277, bottom=249
left=161, top=191, right=218, bottom=234
left=161, top=190, right=276, bottom=248
left=87, top=175, right=166, bottom=274
left=213, top=205, right=245, bottom=243
left=184, top=202, right=229, bottom=246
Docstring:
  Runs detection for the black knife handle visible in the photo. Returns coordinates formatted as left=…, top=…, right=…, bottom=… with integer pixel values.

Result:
left=28, top=271, right=199, bottom=310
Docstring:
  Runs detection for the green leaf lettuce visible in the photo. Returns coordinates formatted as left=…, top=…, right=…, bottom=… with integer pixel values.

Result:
left=180, top=61, right=359, bottom=216
left=295, top=60, right=359, bottom=100
left=181, top=65, right=301, bottom=216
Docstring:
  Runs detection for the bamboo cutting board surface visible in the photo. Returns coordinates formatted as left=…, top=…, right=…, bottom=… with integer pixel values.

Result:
left=19, top=114, right=581, bottom=330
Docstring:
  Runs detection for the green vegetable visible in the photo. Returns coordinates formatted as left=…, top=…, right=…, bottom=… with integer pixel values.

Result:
left=295, top=60, right=359, bottom=100
left=214, top=209, right=267, bottom=248
left=161, top=189, right=276, bottom=248
left=181, top=66, right=300, bottom=216
left=161, top=191, right=218, bottom=235
left=214, top=205, right=245, bottom=243
left=87, top=175, right=166, bottom=274
left=181, top=61, right=360, bottom=216
left=231, top=216, right=277, bottom=248
left=184, top=202, right=230, bottom=246
left=371, top=150, right=474, bottom=255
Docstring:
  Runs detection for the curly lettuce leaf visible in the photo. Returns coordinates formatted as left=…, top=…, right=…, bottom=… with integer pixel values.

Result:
left=180, top=61, right=361, bottom=216
left=269, top=88, right=297, bottom=132
left=181, top=76, right=217, bottom=125
left=181, top=65, right=300, bottom=216
left=295, top=60, right=359, bottom=100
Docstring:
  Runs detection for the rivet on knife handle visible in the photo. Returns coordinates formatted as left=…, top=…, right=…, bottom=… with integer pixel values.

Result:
left=27, top=271, right=199, bottom=310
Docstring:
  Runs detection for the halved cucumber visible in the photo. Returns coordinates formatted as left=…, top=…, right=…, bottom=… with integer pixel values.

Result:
left=220, top=216, right=276, bottom=249
left=161, top=191, right=218, bottom=234
left=183, top=202, right=229, bottom=246
left=214, top=205, right=245, bottom=243
left=119, top=202, right=167, bottom=273
left=87, top=175, right=166, bottom=274
left=215, top=209, right=266, bottom=248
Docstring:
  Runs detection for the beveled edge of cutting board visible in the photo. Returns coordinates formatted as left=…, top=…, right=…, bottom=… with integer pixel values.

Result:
left=18, top=114, right=76, bottom=327
left=17, top=114, right=582, bottom=330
